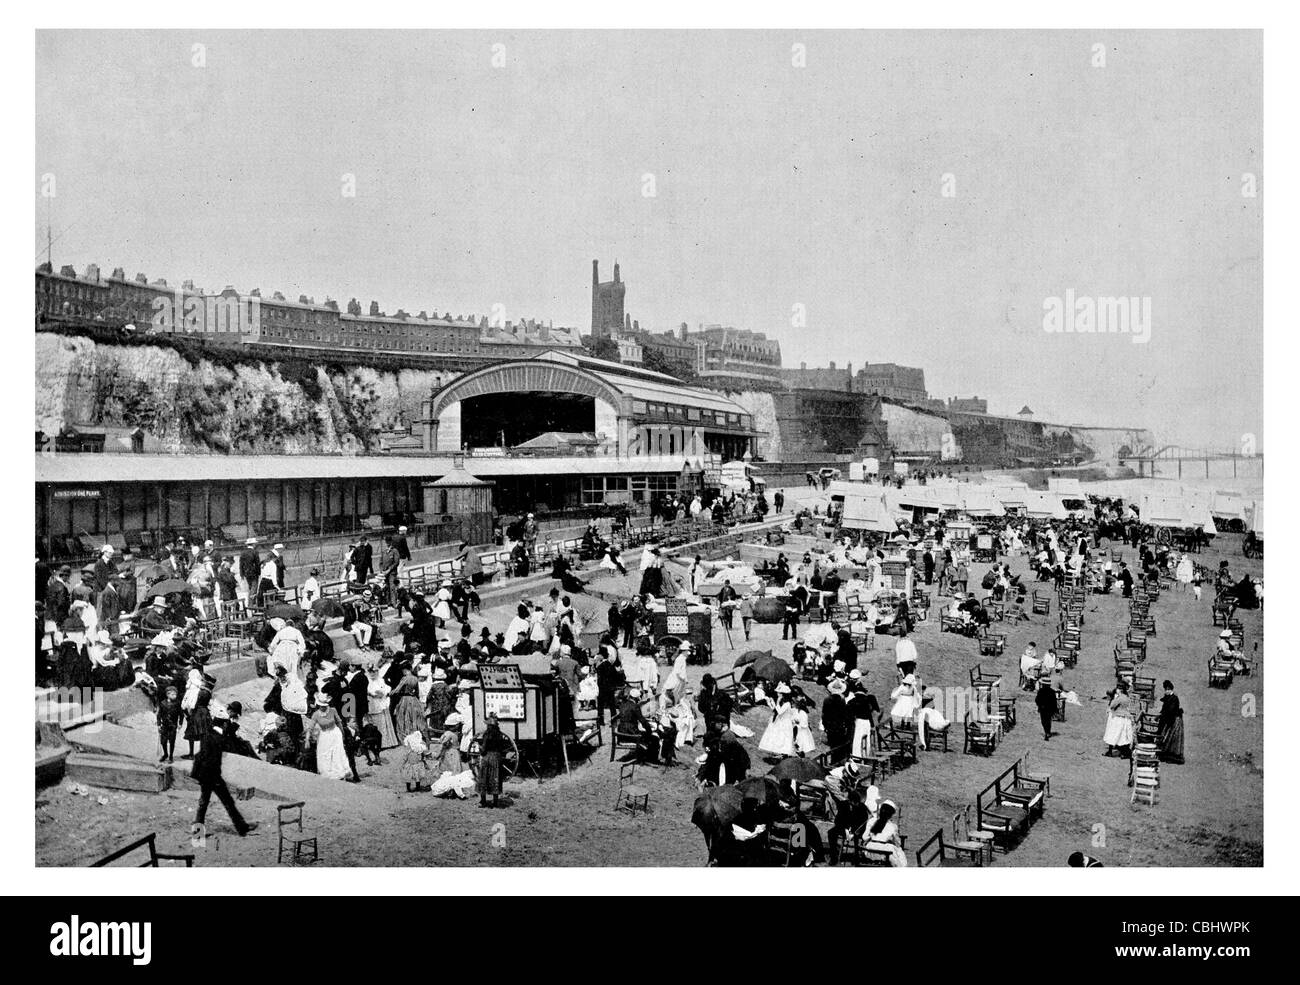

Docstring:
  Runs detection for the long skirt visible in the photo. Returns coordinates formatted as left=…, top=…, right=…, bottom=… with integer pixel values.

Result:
left=1159, top=717, right=1185, bottom=764
left=851, top=718, right=873, bottom=758
left=1103, top=713, right=1134, bottom=748
left=759, top=711, right=797, bottom=757
left=393, top=696, right=426, bottom=741
left=365, top=709, right=399, bottom=750
left=479, top=750, right=503, bottom=795
left=315, top=726, right=350, bottom=779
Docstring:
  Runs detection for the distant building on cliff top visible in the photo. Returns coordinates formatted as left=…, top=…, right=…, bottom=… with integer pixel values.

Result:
left=35, top=261, right=582, bottom=372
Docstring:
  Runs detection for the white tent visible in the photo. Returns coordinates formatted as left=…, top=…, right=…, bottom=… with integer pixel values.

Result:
left=1138, top=492, right=1215, bottom=533
left=839, top=491, right=897, bottom=533
left=1210, top=490, right=1249, bottom=522
left=1024, top=490, right=1070, bottom=520
left=990, top=482, right=1030, bottom=509
left=960, top=486, right=1006, bottom=517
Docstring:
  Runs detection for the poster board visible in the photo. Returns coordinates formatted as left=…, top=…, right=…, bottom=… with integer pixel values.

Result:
left=479, top=663, right=526, bottom=722
left=665, top=598, right=690, bottom=635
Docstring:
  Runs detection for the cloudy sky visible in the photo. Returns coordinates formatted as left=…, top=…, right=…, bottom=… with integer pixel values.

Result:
left=36, top=30, right=1261, bottom=449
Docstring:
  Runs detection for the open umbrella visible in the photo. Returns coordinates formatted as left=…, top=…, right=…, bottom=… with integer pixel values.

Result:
left=734, top=649, right=772, bottom=669
left=264, top=601, right=302, bottom=621
left=138, top=564, right=169, bottom=585
left=737, top=775, right=782, bottom=815
left=311, top=597, right=346, bottom=618
left=149, top=578, right=191, bottom=596
left=751, top=654, right=794, bottom=684
left=769, top=756, right=826, bottom=784
left=691, top=785, right=745, bottom=835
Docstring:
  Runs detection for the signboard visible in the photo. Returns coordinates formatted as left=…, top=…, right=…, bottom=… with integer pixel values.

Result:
left=52, top=489, right=101, bottom=500
left=863, top=457, right=880, bottom=476
left=665, top=598, right=690, bottom=635
left=893, top=461, right=909, bottom=476
left=720, top=462, right=750, bottom=488
left=849, top=462, right=864, bottom=481
left=479, top=664, right=524, bottom=689
left=483, top=689, right=526, bottom=721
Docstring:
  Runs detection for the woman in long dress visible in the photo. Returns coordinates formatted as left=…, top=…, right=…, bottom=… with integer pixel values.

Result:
left=866, top=799, right=908, bottom=867
left=889, top=674, right=921, bottom=725
left=1103, top=682, right=1135, bottom=757
left=1157, top=680, right=1185, bottom=764
left=309, top=692, right=351, bottom=780
left=758, top=685, right=798, bottom=758
left=390, top=661, right=427, bottom=741
left=364, top=663, right=398, bottom=749
left=431, top=581, right=454, bottom=627
left=477, top=714, right=510, bottom=808
left=793, top=701, right=817, bottom=756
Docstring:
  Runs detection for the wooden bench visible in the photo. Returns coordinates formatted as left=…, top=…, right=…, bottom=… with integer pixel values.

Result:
left=1207, top=656, right=1234, bottom=688
left=963, top=712, right=998, bottom=756
left=998, top=760, right=1048, bottom=819
left=975, top=777, right=1029, bottom=853
left=91, top=833, right=194, bottom=868
left=914, top=827, right=980, bottom=867
left=977, top=626, right=1006, bottom=656
left=969, top=663, right=1002, bottom=690
left=940, top=613, right=970, bottom=635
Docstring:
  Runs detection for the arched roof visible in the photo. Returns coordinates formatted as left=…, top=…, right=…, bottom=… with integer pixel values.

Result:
left=427, top=351, right=751, bottom=421
left=428, top=355, right=628, bottom=420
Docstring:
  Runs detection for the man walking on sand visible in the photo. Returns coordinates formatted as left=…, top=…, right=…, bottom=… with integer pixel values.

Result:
left=192, top=706, right=257, bottom=839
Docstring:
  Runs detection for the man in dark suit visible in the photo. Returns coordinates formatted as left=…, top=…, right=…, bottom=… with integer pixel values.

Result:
left=117, top=554, right=138, bottom=613
left=96, top=578, right=122, bottom=634
left=92, top=546, right=117, bottom=596
left=393, top=526, right=411, bottom=563
left=238, top=540, right=260, bottom=598
left=342, top=659, right=369, bottom=732
left=46, top=565, right=72, bottom=627
left=351, top=535, right=373, bottom=585
left=192, top=708, right=255, bottom=837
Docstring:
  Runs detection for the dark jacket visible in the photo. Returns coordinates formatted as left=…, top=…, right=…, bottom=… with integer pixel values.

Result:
left=1035, top=684, right=1058, bottom=718
left=190, top=720, right=233, bottom=783
left=344, top=670, right=369, bottom=724
left=238, top=548, right=260, bottom=586
left=351, top=542, right=374, bottom=583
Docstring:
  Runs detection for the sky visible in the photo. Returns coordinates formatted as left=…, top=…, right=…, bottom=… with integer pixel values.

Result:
left=35, top=30, right=1262, bottom=450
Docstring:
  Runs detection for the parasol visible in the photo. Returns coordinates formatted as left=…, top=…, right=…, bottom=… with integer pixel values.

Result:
left=768, top=756, right=826, bottom=784
left=138, top=564, right=169, bottom=585
left=691, top=784, right=745, bottom=835
left=264, top=602, right=303, bottom=621
left=734, top=649, right=772, bottom=669
left=750, top=653, right=794, bottom=684
left=311, top=597, right=346, bottom=618
left=737, top=775, right=782, bottom=814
